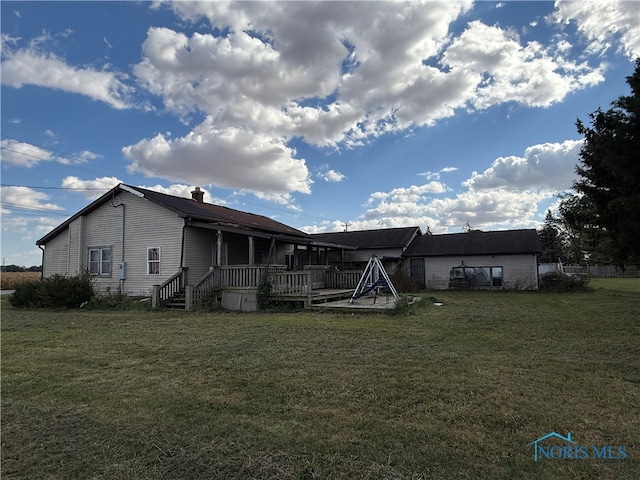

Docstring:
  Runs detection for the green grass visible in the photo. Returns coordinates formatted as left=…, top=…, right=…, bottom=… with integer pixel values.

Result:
left=2, top=289, right=639, bottom=479
left=589, top=277, right=640, bottom=293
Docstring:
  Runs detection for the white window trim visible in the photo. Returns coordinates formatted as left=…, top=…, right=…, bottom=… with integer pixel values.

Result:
left=88, top=246, right=112, bottom=277
left=147, top=247, right=161, bottom=275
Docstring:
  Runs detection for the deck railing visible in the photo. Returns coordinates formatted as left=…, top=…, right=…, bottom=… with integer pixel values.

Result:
left=268, top=271, right=311, bottom=295
left=191, top=268, right=220, bottom=305
left=163, top=264, right=357, bottom=309
left=326, top=270, right=361, bottom=289
left=152, top=267, right=187, bottom=307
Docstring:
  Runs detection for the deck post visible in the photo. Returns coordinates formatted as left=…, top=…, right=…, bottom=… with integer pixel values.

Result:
left=152, top=284, right=160, bottom=308
left=185, top=285, right=193, bottom=310
left=248, top=236, right=255, bottom=265
left=216, top=230, right=223, bottom=266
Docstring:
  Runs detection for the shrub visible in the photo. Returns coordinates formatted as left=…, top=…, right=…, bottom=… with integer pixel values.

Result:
left=84, top=293, right=152, bottom=311
left=389, top=272, right=418, bottom=293
left=539, top=271, right=590, bottom=292
left=9, top=272, right=94, bottom=308
left=8, top=281, right=43, bottom=308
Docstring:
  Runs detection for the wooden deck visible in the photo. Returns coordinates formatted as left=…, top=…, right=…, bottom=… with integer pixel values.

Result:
left=271, top=288, right=354, bottom=305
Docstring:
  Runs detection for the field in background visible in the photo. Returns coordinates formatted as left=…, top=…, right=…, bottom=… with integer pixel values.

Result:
left=0, top=271, right=41, bottom=290
left=2, top=289, right=639, bottom=479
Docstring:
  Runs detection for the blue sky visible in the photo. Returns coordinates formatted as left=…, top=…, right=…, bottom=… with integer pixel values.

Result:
left=1, top=1, right=639, bottom=267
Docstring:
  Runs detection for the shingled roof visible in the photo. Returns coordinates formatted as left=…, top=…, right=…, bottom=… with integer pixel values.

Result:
left=311, top=226, right=422, bottom=249
left=37, top=184, right=311, bottom=245
left=402, top=229, right=541, bottom=257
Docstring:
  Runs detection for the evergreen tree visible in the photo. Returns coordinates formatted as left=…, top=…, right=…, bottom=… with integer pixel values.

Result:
left=538, top=211, right=565, bottom=263
left=560, top=59, right=640, bottom=267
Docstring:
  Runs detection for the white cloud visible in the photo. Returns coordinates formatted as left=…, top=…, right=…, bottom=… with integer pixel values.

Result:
left=442, top=21, right=604, bottom=109
left=319, top=168, right=346, bottom=183
left=123, top=121, right=312, bottom=196
left=1, top=34, right=132, bottom=109
left=320, top=137, right=581, bottom=234
left=1, top=139, right=101, bottom=167
left=123, top=1, right=611, bottom=202
left=61, top=176, right=122, bottom=199
left=0, top=186, right=64, bottom=213
left=553, top=0, right=640, bottom=59
left=1, top=139, right=54, bottom=167
left=462, top=140, right=582, bottom=192
left=418, top=167, right=458, bottom=180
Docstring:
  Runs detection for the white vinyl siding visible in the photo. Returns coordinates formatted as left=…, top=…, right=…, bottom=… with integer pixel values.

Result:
left=41, top=190, right=184, bottom=295
left=42, top=230, right=69, bottom=277
left=406, top=254, right=538, bottom=290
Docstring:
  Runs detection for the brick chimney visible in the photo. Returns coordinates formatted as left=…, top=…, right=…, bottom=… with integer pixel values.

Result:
left=191, top=187, right=204, bottom=203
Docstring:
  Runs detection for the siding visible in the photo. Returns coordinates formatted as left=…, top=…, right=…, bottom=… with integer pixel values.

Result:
left=41, top=191, right=185, bottom=295
left=42, top=229, right=69, bottom=277
left=184, top=227, right=215, bottom=281
left=117, top=192, right=184, bottom=295
left=406, top=254, right=539, bottom=290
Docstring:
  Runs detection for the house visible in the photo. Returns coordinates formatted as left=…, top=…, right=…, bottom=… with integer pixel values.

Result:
left=311, top=226, right=422, bottom=273
left=401, top=229, right=541, bottom=290
left=36, top=184, right=355, bottom=310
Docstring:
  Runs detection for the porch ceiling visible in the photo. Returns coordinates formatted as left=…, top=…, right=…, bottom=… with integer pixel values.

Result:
left=186, top=220, right=313, bottom=244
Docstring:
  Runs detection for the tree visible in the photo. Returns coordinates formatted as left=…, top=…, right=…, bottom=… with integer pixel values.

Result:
left=538, top=211, right=566, bottom=263
left=560, top=59, right=640, bottom=268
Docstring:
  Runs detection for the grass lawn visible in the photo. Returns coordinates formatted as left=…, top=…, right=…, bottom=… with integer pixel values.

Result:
left=589, top=277, right=640, bottom=293
left=2, top=289, right=639, bottom=479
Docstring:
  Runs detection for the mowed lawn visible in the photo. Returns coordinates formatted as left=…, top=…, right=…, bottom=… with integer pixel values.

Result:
left=2, top=287, right=639, bottom=479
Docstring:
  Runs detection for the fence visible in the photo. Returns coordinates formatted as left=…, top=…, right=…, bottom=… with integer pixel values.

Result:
left=551, top=264, right=639, bottom=278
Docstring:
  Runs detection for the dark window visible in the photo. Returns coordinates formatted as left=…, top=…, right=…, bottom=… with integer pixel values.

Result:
left=148, top=247, right=160, bottom=275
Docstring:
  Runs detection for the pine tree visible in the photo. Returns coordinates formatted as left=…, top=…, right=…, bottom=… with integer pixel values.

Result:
left=560, top=59, right=640, bottom=267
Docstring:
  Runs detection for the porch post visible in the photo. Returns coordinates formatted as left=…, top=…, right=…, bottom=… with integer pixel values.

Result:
left=248, top=235, right=255, bottom=265
left=216, top=230, right=223, bottom=266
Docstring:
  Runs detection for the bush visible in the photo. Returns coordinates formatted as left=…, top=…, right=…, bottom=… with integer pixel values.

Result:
left=389, top=272, right=418, bottom=292
left=84, top=293, right=152, bottom=311
left=539, top=271, right=590, bottom=292
left=9, top=272, right=94, bottom=308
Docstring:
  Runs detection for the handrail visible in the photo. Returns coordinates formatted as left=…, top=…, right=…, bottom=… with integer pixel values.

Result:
left=153, top=267, right=187, bottom=307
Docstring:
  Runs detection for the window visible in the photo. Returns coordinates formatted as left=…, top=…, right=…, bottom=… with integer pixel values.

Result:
left=491, top=267, right=503, bottom=287
left=449, top=264, right=503, bottom=289
left=148, top=247, right=160, bottom=275
left=88, top=247, right=112, bottom=276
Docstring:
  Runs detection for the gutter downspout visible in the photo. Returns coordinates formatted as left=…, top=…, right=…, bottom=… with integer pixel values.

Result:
left=120, top=204, right=125, bottom=294
left=38, top=245, right=45, bottom=280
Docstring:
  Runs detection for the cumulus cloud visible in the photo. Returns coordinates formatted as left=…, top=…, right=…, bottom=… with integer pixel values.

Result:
left=1, top=139, right=98, bottom=167
left=121, top=0, right=614, bottom=202
left=441, top=21, right=604, bottom=109
left=61, top=176, right=122, bottom=199
left=553, top=0, right=640, bottom=59
left=318, top=167, right=346, bottom=182
left=1, top=34, right=133, bottom=109
left=462, top=140, right=582, bottom=192
left=123, top=121, right=312, bottom=196
left=327, top=137, right=582, bottom=234
left=0, top=186, right=64, bottom=213
left=1, top=139, right=55, bottom=167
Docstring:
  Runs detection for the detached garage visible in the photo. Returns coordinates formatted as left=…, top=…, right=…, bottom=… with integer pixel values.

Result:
left=402, top=229, right=541, bottom=290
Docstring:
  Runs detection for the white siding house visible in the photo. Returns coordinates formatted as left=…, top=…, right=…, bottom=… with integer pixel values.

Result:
left=402, top=230, right=541, bottom=290
left=36, top=184, right=316, bottom=298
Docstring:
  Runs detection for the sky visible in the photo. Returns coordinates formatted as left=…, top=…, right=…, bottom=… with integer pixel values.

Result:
left=1, top=1, right=639, bottom=267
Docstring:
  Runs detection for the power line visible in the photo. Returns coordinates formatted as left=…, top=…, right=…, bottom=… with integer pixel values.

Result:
left=1, top=183, right=107, bottom=191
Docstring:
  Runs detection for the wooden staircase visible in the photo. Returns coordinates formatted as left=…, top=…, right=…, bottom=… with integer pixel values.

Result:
left=163, top=289, right=187, bottom=309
